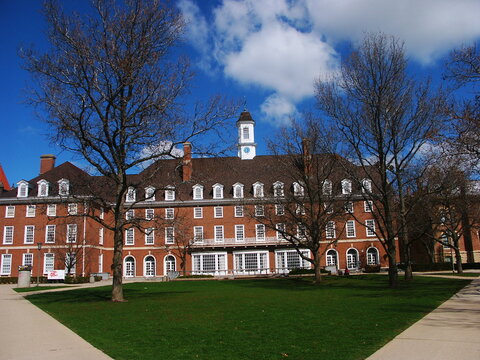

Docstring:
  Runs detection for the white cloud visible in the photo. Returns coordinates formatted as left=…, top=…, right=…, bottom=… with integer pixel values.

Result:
left=260, top=94, right=298, bottom=126
left=139, top=141, right=184, bottom=168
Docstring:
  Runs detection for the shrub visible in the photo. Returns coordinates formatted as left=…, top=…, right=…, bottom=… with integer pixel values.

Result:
left=364, top=265, right=381, bottom=273
left=94, top=275, right=103, bottom=282
left=177, top=275, right=214, bottom=279
left=65, top=276, right=90, bottom=284
left=288, top=268, right=330, bottom=275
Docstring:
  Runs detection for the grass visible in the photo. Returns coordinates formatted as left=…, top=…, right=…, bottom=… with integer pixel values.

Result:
left=428, top=272, right=480, bottom=277
left=14, top=285, right=72, bottom=293
left=26, top=275, right=470, bottom=360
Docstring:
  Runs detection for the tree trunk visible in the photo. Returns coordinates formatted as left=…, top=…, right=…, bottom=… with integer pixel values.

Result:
left=313, top=251, right=322, bottom=284
left=111, top=229, right=125, bottom=302
left=387, top=247, right=398, bottom=288
left=403, top=244, right=413, bottom=280
left=454, top=247, right=464, bottom=274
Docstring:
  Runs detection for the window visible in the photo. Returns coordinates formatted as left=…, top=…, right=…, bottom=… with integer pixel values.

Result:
left=145, top=209, right=154, bottom=220
left=346, top=220, right=356, bottom=238
left=24, top=225, right=35, bottom=244
left=233, top=183, right=244, bottom=198
left=58, top=179, right=69, bottom=196
left=193, top=184, right=204, bottom=200
left=297, top=223, right=306, bottom=239
left=255, top=224, right=265, bottom=242
left=347, top=249, right=359, bottom=270
left=68, top=203, right=78, bottom=215
left=362, top=179, right=372, bottom=193
left=273, top=182, right=284, bottom=197
left=364, top=201, right=373, bottom=212
left=67, top=224, right=77, bottom=243
left=341, top=179, right=352, bottom=194
left=165, top=255, right=176, bottom=273
left=98, top=254, right=103, bottom=273
left=234, top=206, right=244, bottom=217
left=192, top=252, right=227, bottom=275
left=23, top=253, right=33, bottom=268
left=367, top=247, right=379, bottom=265
left=234, top=251, right=269, bottom=274
left=214, top=225, right=224, bottom=242
left=243, top=126, right=250, bottom=140
left=213, top=184, right=224, bottom=199
left=194, top=226, right=204, bottom=243
left=326, top=221, right=336, bottom=239
left=165, top=227, right=174, bottom=244
left=125, top=228, right=134, bottom=245
left=17, top=181, right=29, bottom=197
left=293, top=182, right=304, bottom=197
left=194, top=207, right=203, bottom=219
left=3, top=226, right=14, bottom=244
left=276, top=223, right=285, bottom=240
left=145, top=228, right=154, bottom=245
left=255, top=205, right=264, bottom=217
left=1, top=254, right=12, bottom=275
left=98, top=228, right=104, bottom=245
left=326, top=249, right=337, bottom=267
left=276, top=250, right=310, bottom=272
left=344, top=201, right=354, bottom=213
left=253, top=182, right=264, bottom=198
left=165, top=208, right=174, bottom=220
left=324, top=203, right=333, bottom=214
left=26, top=205, right=36, bottom=217
left=124, top=256, right=135, bottom=277
left=322, top=180, right=332, bottom=195
left=47, top=204, right=56, bottom=216
left=126, top=187, right=136, bottom=202
left=5, top=206, right=15, bottom=218
left=37, top=180, right=49, bottom=197
left=214, top=206, right=223, bottom=218
left=145, top=186, right=156, bottom=201
left=144, top=255, right=156, bottom=277
left=165, top=187, right=175, bottom=201
left=365, top=220, right=375, bottom=237
left=44, top=253, right=55, bottom=273
left=65, top=253, right=76, bottom=275
left=45, top=225, right=56, bottom=243
left=235, top=225, right=245, bottom=242
left=275, top=204, right=285, bottom=216
left=100, top=207, right=104, bottom=219
left=126, top=209, right=134, bottom=220
left=296, top=204, right=305, bottom=215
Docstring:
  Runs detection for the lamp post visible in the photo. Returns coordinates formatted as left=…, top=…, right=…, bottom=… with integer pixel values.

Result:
left=36, top=242, right=42, bottom=286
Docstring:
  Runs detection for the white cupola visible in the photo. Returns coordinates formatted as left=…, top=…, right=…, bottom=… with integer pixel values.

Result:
left=237, top=111, right=256, bottom=160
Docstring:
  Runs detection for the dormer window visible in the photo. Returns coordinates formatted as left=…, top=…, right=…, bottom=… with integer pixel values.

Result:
left=37, top=180, right=49, bottom=197
left=126, top=187, right=136, bottom=202
left=165, top=186, right=175, bottom=201
left=213, top=184, right=224, bottom=199
left=193, top=184, right=204, bottom=200
left=273, top=181, right=284, bottom=197
left=17, top=180, right=29, bottom=198
left=58, top=179, right=70, bottom=196
left=362, top=179, right=372, bottom=193
left=145, top=186, right=156, bottom=201
left=233, top=183, right=244, bottom=198
left=293, top=182, right=304, bottom=197
left=253, top=182, right=264, bottom=198
left=341, top=179, right=352, bottom=195
left=322, top=180, right=332, bottom=195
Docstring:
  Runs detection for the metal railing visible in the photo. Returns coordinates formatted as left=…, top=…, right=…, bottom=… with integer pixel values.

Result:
left=191, top=236, right=290, bottom=247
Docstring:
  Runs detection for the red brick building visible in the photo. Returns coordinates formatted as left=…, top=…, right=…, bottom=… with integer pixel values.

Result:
left=0, top=112, right=392, bottom=279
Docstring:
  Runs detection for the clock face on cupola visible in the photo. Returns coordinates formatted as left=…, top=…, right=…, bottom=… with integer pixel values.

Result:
left=243, top=147, right=250, bottom=153
left=237, top=111, right=256, bottom=160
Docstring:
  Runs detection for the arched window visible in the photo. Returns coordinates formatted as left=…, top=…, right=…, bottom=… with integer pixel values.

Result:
left=233, top=183, right=244, bottom=198
left=346, top=248, right=359, bottom=270
left=273, top=181, right=284, bottom=197
left=37, top=180, right=49, bottom=197
left=341, top=179, right=352, bottom=195
left=144, top=255, right=156, bottom=277
left=17, top=180, right=29, bottom=197
left=126, top=187, right=136, bottom=202
left=293, top=182, right=304, bottom=197
left=164, top=255, right=176, bottom=274
left=253, top=182, right=264, bottom=198
left=58, top=179, right=69, bottom=196
left=326, top=249, right=338, bottom=268
left=193, top=184, right=204, bottom=200
left=322, top=180, right=332, bottom=195
left=145, top=186, right=156, bottom=201
left=212, top=183, right=224, bottom=199
left=165, top=186, right=175, bottom=201
left=367, top=247, right=379, bottom=265
left=124, top=256, right=136, bottom=277
left=362, top=179, right=372, bottom=193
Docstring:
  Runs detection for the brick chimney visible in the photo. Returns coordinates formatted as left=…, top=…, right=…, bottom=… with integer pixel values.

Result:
left=40, top=154, right=56, bottom=175
left=302, top=138, right=312, bottom=177
left=182, top=143, right=192, bottom=182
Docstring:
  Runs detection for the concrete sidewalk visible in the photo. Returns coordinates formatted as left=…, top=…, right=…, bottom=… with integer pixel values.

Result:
left=367, top=277, right=480, bottom=360
left=0, top=284, right=112, bottom=360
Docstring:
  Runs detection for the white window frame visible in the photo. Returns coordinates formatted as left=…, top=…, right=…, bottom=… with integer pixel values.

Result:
left=43, top=253, right=55, bottom=274
left=192, top=252, right=228, bottom=275
left=58, top=179, right=70, bottom=196
left=365, top=219, right=376, bottom=237
left=362, top=179, right=373, bottom=193
left=234, top=250, right=269, bottom=274
left=3, top=226, right=14, bottom=244
left=364, top=200, right=373, bottom=212
left=125, top=209, right=135, bottom=220
left=233, top=183, right=244, bottom=199
left=194, top=226, right=204, bottom=243
left=165, top=187, right=175, bottom=201
left=293, top=182, right=304, bottom=197
left=144, top=255, right=156, bottom=277
left=68, top=203, right=78, bottom=215
left=145, top=186, right=156, bottom=201
left=253, top=182, right=264, bottom=198
left=126, top=187, right=136, bottom=202
left=193, top=184, right=204, bottom=200
left=145, top=228, right=154, bottom=245
left=255, top=224, right=265, bottom=242
left=67, top=224, right=77, bottom=243
left=212, top=184, right=224, bottom=199
left=124, top=256, right=135, bottom=277
left=22, top=253, right=33, bottom=268
left=1, top=254, right=12, bottom=275
left=5, top=206, right=15, bottom=218
left=341, top=179, right=352, bottom=195
left=145, top=209, right=154, bottom=220
left=165, top=208, right=174, bottom=220
left=194, top=207, right=203, bottom=219
left=344, top=201, right=354, bottom=213
left=45, top=225, right=56, bottom=244
left=275, top=204, right=285, bottom=216
left=322, top=180, right=332, bottom=195
left=214, top=225, right=224, bottom=243
left=24, top=225, right=35, bottom=244
left=17, top=181, right=29, bottom=197
left=326, top=221, right=336, bottom=239
left=47, top=204, right=56, bottom=216
left=326, top=249, right=338, bottom=267
left=234, top=206, right=244, bottom=217
left=367, top=247, right=379, bottom=265
left=214, top=206, right=224, bottom=218
left=276, top=223, right=285, bottom=240
left=37, top=180, right=49, bottom=197
left=255, top=205, right=264, bottom=217
left=346, top=248, right=359, bottom=270
left=235, top=225, right=245, bottom=242
left=346, top=220, right=356, bottom=238
left=98, top=254, right=103, bottom=273
left=26, top=205, right=36, bottom=218
left=165, top=227, right=174, bottom=244
left=125, top=228, right=135, bottom=245
left=99, top=228, right=104, bottom=245
left=296, top=204, right=306, bottom=215
left=273, top=181, right=284, bottom=197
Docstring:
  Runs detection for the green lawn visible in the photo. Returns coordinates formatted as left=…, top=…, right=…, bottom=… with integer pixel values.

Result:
left=26, top=276, right=470, bottom=360
left=14, top=285, right=72, bottom=293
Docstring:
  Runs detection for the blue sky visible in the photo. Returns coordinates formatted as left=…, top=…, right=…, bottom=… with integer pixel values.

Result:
left=1, top=0, right=480, bottom=185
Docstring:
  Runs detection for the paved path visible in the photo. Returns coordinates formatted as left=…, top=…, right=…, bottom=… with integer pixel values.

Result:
left=0, top=283, right=112, bottom=360
left=367, top=277, right=480, bottom=360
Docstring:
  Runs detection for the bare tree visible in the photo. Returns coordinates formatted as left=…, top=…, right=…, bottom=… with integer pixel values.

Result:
left=315, top=33, right=444, bottom=287
left=21, top=0, right=237, bottom=301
